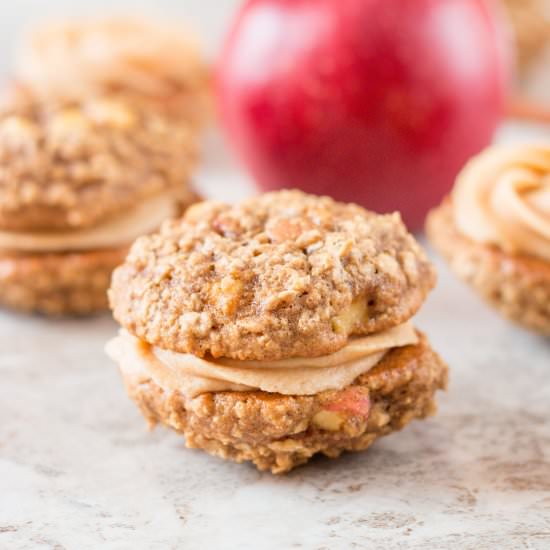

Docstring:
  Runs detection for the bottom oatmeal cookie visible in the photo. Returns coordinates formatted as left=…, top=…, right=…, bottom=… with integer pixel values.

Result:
left=0, top=247, right=128, bottom=315
left=119, top=332, right=447, bottom=473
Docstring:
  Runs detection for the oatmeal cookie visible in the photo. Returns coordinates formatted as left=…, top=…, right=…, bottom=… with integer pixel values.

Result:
left=16, top=16, right=211, bottom=129
left=427, top=200, right=550, bottom=334
left=122, top=331, right=448, bottom=473
left=0, top=246, right=127, bottom=315
left=0, top=90, right=197, bottom=232
left=110, top=190, right=436, bottom=360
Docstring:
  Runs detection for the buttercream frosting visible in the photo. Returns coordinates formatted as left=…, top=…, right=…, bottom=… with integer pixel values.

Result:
left=453, top=144, right=550, bottom=261
left=106, top=322, right=419, bottom=398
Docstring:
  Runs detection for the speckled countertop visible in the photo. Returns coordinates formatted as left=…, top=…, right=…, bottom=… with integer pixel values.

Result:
left=1, top=128, right=550, bottom=550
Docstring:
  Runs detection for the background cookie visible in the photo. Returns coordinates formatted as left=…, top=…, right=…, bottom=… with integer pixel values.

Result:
left=0, top=89, right=198, bottom=315
left=0, top=246, right=127, bottom=315
left=0, top=90, right=198, bottom=232
left=16, top=16, right=211, bottom=129
left=427, top=200, right=550, bottom=335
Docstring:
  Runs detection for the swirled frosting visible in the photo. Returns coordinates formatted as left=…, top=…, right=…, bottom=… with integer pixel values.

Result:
left=106, top=323, right=418, bottom=398
left=453, top=144, right=550, bottom=261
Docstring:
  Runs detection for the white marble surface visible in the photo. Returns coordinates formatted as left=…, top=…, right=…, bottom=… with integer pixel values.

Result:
left=1, top=127, right=550, bottom=549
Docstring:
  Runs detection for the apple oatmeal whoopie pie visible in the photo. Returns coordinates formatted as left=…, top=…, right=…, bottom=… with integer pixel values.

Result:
left=427, top=144, right=550, bottom=334
left=107, top=190, right=448, bottom=473
left=0, top=90, right=197, bottom=315
left=16, top=16, right=210, bottom=129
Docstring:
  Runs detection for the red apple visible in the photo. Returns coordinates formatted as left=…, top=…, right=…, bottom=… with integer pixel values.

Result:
left=217, top=0, right=512, bottom=229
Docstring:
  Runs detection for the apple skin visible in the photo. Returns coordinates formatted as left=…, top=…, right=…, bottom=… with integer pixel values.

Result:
left=216, top=0, right=512, bottom=229
left=324, top=387, right=371, bottom=418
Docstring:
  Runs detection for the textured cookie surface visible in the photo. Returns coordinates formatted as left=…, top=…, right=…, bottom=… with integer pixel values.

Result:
left=111, top=190, right=436, bottom=360
left=0, top=89, right=197, bottom=231
left=0, top=246, right=127, bottom=315
left=427, top=200, right=550, bottom=335
left=122, top=332, right=448, bottom=473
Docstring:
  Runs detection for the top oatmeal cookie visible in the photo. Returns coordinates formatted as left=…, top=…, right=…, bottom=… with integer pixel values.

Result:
left=110, top=191, right=436, bottom=360
left=0, top=87, right=197, bottom=232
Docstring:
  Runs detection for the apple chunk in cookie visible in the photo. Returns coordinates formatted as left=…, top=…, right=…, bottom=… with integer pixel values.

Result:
left=107, top=190, right=447, bottom=473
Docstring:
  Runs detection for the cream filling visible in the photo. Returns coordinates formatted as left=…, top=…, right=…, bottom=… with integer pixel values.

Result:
left=105, top=322, right=419, bottom=398
left=0, top=192, right=177, bottom=253
left=453, top=144, right=550, bottom=261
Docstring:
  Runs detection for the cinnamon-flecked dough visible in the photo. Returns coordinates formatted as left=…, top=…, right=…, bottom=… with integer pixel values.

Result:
left=110, top=190, right=436, bottom=361
left=122, top=332, right=448, bottom=474
left=427, top=200, right=550, bottom=335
